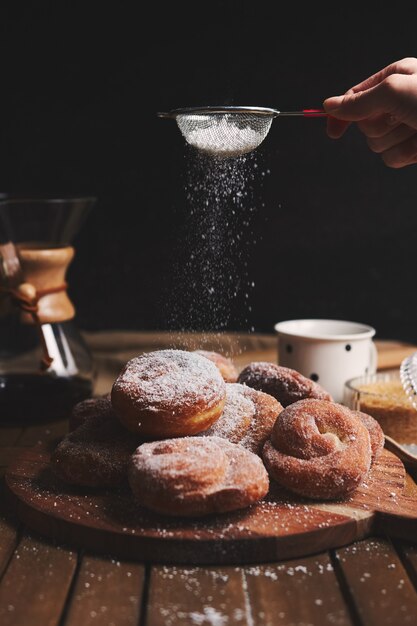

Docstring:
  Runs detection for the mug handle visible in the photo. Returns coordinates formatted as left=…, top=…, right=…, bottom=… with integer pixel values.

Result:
left=369, top=341, right=378, bottom=374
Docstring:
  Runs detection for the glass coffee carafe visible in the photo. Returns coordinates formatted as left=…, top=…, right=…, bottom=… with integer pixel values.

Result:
left=0, top=196, right=96, bottom=422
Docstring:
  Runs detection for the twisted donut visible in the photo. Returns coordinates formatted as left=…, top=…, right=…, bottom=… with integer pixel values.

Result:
left=193, top=350, right=239, bottom=383
left=111, top=350, right=226, bottom=437
left=238, top=362, right=333, bottom=407
left=128, top=436, right=269, bottom=516
left=201, top=383, right=283, bottom=454
left=355, top=410, right=385, bottom=463
left=262, top=399, right=372, bottom=500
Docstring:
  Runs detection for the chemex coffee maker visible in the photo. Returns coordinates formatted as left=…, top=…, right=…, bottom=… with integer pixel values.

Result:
left=0, top=195, right=96, bottom=422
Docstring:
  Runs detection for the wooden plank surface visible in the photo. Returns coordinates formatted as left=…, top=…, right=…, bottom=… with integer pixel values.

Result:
left=0, top=517, right=18, bottom=581
left=146, top=566, right=249, bottom=626
left=334, top=537, right=417, bottom=625
left=244, top=552, right=353, bottom=626
left=15, top=420, right=68, bottom=448
left=396, top=542, right=417, bottom=589
left=0, top=428, right=23, bottom=447
left=0, top=533, right=77, bottom=626
left=64, top=554, right=145, bottom=626
left=374, top=340, right=417, bottom=371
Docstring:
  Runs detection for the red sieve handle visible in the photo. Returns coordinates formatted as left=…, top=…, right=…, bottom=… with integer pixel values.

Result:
left=302, top=109, right=327, bottom=117
left=278, top=109, right=328, bottom=117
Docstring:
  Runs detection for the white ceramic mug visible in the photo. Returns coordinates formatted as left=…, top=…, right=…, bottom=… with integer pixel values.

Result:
left=274, top=319, right=377, bottom=403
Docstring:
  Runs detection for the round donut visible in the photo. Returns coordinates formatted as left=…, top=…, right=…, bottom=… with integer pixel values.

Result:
left=193, top=350, right=238, bottom=383
left=238, top=361, right=333, bottom=407
left=354, top=410, right=385, bottom=463
left=69, top=393, right=114, bottom=431
left=262, top=399, right=372, bottom=500
left=51, top=413, right=141, bottom=488
left=128, top=436, right=269, bottom=516
left=111, top=349, right=226, bottom=437
left=201, top=383, right=283, bottom=454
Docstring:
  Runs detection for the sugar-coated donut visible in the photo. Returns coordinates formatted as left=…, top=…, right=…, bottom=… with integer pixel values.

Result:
left=238, top=361, right=333, bottom=407
left=354, top=410, right=385, bottom=463
left=69, top=393, right=114, bottom=431
left=201, top=383, right=283, bottom=454
left=128, top=436, right=269, bottom=516
left=111, top=349, right=226, bottom=437
left=262, top=399, right=372, bottom=500
left=193, top=350, right=238, bottom=383
left=51, top=413, right=141, bottom=488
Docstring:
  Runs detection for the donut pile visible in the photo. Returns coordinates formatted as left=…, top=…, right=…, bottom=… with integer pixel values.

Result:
left=50, top=349, right=384, bottom=517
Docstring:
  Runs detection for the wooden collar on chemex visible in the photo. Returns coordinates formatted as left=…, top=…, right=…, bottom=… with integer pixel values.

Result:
left=0, top=245, right=76, bottom=371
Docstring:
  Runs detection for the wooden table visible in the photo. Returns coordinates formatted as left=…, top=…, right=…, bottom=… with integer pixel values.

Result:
left=1, top=331, right=417, bottom=626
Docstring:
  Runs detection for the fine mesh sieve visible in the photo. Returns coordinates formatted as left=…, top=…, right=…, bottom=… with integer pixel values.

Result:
left=158, top=106, right=326, bottom=158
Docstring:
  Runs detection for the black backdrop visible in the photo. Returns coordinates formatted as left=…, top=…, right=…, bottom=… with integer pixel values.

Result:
left=1, top=3, right=417, bottom=341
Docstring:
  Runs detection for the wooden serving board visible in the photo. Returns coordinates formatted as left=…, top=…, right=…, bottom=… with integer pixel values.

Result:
left=5, top=440, right=417, bottom=565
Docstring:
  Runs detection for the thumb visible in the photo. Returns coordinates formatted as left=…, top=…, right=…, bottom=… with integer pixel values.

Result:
left=323, top=94, right=347, bottom=112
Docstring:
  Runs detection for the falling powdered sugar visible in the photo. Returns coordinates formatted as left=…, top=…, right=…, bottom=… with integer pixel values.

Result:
left=161, top=150, right=270, bottom=338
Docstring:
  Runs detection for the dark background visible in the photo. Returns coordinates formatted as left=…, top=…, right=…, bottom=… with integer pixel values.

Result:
left=1, top=2, right=417, bottom=341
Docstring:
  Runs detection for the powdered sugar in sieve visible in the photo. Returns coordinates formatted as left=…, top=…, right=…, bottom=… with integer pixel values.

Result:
left=176, top=112, right=273, bottom=158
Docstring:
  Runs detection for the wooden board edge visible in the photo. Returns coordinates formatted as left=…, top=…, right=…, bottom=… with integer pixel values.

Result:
left=4, top=477, right=369, bottom=565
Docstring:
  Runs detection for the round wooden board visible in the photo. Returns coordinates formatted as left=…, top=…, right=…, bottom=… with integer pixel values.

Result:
left=5, top=441, right=417, bottom=565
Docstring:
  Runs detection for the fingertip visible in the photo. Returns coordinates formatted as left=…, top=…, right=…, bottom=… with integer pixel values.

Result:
left=326, top=118, right=350, bottom=139
left=326, top=129, right=345, bottom=139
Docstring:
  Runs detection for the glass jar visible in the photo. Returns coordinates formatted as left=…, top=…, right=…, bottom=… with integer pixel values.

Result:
left=344, top=369, right=417, bottom=455
left=0, top=196, right=96, bottom=422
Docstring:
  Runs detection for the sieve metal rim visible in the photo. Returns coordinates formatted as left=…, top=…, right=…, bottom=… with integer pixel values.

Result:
left=157, top=106, right=280, bottom=119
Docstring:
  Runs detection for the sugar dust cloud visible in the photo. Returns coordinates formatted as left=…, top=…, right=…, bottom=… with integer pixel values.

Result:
left=160, top=145, right=270, bottom=347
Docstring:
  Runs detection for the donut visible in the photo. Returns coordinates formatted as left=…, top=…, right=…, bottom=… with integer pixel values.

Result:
left=238, top=361, right=333, bottom=407
left=201, top=383, right=283, bottom=454
left=128, top=436, right=269, bottom=516
left=354, top=410, right=385, bottom=463
left=69, top=393, right=114, bottom=431
left=262, top=399, right=372, bottom=500
left=111, top=349, right=226, bottom=437
left=51, top=413, right=141, bottom=488
left=193, top=350, right=238, bottom=383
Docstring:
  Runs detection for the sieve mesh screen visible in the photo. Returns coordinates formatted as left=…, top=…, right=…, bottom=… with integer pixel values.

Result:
left=176, top=112, right=274, bottom=158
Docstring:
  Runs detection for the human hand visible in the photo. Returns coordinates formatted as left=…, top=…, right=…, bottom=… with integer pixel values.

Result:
left=323, top=58, right=417, bottom=168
